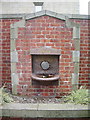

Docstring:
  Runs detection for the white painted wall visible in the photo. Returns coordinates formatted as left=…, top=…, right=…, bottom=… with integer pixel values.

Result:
left=0, top=0, right=79, bottom=14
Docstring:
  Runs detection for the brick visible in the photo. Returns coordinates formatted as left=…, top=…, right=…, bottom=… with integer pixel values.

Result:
left=45, top=43, right=54, bottom=46
left=37, top=43, right=44, bottom=46
left=36, top=35, right=45, bottom=38
left=42, top=31, right=49, bottom=34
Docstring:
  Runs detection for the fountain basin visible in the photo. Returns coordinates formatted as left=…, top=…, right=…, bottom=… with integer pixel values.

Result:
left=31, top=73, right=60, bottom=81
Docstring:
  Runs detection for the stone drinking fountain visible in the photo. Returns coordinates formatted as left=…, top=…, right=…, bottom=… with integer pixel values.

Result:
left=30, top=47, right=60, bottom=82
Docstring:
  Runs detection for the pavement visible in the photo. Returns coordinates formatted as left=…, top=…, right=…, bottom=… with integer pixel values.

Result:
left=0, top=103, right=90, bottom=118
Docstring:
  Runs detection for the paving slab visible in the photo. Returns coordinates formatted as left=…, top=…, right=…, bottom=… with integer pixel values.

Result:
left=37, top=103, right=89, bottom=118
left=1, top=103, right=38, bottom=118
left=2, top=103, right=38, bottom=110
left=38, top=103, right=89, bottom=110
left=0, top=103, right=90, bottom=118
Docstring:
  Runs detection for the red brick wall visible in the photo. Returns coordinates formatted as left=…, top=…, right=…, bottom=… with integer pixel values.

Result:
left=0, top=19, right=2, bottom=87
left=1, top=15, right=90, bottom=97
left=71, top=19, right=90, bottom=88
left=16, top=16, right=74, bottom=97
left=1, top=19, right=20, bottom=89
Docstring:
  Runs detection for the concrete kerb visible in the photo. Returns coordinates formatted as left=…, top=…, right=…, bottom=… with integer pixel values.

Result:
left=1, top=103, right=90, bottom=118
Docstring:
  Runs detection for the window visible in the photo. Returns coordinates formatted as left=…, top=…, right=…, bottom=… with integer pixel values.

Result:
left=33, top=2, right=43, bottom=12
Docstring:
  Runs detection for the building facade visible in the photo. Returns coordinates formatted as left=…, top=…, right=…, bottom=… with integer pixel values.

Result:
left=0, top=0, right=79, bottom=14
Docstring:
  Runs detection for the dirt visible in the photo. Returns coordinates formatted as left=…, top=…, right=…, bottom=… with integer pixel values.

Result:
left=3, top=88, right=66, bottom=104
left=10, top=94, right=65, bottom=104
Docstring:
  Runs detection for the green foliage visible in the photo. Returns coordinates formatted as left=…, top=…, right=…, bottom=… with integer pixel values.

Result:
left=65, top=87, right=90, bottom=105
left=0, top=86, right=13, bottom=105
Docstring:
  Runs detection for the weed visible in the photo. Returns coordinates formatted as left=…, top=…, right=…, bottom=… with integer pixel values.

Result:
left=0, top=86, right=13, bottom=105
left=65, top=86, right=90, bottom=105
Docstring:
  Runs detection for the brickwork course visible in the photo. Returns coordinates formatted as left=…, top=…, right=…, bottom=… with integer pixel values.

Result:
left=0, top=10, right=90, bottom=97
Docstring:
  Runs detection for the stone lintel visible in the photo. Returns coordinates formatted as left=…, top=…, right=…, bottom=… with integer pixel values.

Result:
left=30, top=47, right=61, bottom=55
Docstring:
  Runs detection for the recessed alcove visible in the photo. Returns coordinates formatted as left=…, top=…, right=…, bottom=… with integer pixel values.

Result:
left=30, top=47, right=60, bottom=85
